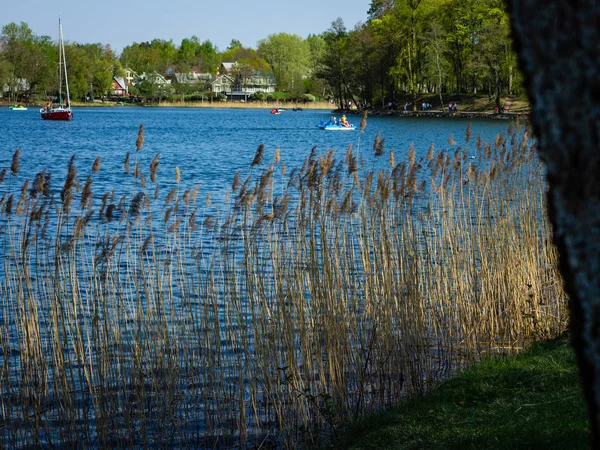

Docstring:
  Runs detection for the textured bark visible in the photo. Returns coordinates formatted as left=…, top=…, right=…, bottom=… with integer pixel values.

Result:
left=506, top=1, right=600, bottom=446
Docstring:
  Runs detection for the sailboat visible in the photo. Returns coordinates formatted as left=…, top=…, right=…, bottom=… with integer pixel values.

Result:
left=40, top=18, right=72, bottom=121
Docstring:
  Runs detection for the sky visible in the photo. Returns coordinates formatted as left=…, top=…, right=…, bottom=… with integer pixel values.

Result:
left=3, top=0, right=371, bottom=53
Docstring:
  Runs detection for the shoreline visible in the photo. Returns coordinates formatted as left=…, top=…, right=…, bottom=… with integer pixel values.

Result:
left=2, top=100, right=528, bottom=119
left=341, top=109, right=526, bottom=120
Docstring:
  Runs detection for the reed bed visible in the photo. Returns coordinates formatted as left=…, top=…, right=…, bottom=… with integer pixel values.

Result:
left=0, top=118, right=566, bottom=448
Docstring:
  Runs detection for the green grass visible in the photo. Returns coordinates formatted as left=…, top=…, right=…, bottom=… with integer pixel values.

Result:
left=337, top=333, right=589, bottom=450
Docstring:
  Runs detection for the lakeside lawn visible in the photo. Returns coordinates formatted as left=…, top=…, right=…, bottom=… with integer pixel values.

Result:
left=337, top=333, right=589, bottom=450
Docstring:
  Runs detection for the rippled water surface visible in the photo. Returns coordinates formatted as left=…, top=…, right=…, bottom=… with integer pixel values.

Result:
left=1, top=106, right=512, bottom=195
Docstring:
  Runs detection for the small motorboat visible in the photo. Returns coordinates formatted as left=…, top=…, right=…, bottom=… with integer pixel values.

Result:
left=270, top=108, right=281, bottom=114
left=318, top=121, right=356, bottom=131
left=293, top=107, right=303, bottom=111
left=10, top=105, right=27, bottom=111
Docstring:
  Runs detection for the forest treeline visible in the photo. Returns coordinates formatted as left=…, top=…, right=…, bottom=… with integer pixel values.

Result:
left=0, top=0, right=521, bottom=109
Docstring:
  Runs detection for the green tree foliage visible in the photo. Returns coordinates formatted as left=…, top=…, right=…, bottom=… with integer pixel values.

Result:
left=316, top=18, right=351, bottom=109
left=1, top=22, right=53, bottom=97
left=314, top=0, right=522, bottom=108
left=258, top=33, right=309, bottom=91
left=227, top=39, right=242, bottom=51
left=0, top=1, right=523, bottom=105
left=177, top=36, right=220, bottom=73
left=221, top=46, right=269, bottom=72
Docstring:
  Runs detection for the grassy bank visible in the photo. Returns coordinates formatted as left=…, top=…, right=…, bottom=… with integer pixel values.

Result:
left=338, top=333, right=588, bottom=450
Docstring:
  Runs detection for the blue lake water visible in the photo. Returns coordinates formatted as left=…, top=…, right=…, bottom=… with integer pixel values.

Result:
left=0, top=106, right=512, bottom=200
left=0, top=106, right=545, bottom=449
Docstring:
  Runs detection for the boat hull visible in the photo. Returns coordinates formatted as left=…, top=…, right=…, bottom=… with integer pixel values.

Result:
left=41, top=109, right=72, bottom=121
left=318, top=125, right=356, bottom=131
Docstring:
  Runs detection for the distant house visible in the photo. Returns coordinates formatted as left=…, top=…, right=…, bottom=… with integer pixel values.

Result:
left=138, top=72, right=171, bottom=85
left=169, top=65, right=212, bottom=87
left=112, top=76, right=128, bottom=96
left=220, top=62, right=238, bottom=75
left=124, top=68, right=137, bottom=86
left=2, top=78, right=30, bottom=95
left=237, top=72, right=276, bottom=95
left=211, top=74, right=235, bottom=95
left=214, top=62, right=277, bottom=100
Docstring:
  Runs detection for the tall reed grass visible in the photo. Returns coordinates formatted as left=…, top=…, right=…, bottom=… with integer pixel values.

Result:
left=0, top=118, right=566, bottom=448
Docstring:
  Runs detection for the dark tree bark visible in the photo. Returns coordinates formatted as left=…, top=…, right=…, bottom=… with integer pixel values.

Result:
left=506, top=1, right=600, bottom=446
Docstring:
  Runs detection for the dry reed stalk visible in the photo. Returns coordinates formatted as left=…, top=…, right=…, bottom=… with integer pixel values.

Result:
left=0, top=121, right=567, bottom=449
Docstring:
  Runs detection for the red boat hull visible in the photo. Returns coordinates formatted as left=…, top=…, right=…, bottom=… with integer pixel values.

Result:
left=41, top=109, right=72, bottom=121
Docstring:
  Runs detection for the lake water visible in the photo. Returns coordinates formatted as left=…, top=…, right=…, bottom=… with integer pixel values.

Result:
left=0, top=106, right=525, bottom=448
left=0, top=106, right=512, bottom=199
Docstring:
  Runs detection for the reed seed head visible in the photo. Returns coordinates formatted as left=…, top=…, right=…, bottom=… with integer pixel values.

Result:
left=232, top=170, right=241, bottom=192
left=128, top=192, right=145, bottom=221
left=274, top=147, right=281, bottom=164
left=124, top=152, right=131, bottom=174
left=136, top=124, right=145, bottom=151
left=359, top=111, right=367, bottom=132
left=251, top=144, right=265, bottom=167
left=11, top=149, right=20, bottom=176
left=81, top=175, right=93, bottom=208
left=92, top=156, right=101, bottom=173
left=150, top=153, right=160, bottom=183
left=375, top=138, right=385, bottom=157
left=373, top=132, right=381, bottom=153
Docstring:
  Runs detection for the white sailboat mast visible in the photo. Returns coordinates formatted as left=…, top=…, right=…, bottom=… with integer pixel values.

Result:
left=58, top=18, right=63, bottom=105
left=59, top=18, right=71, bottom=107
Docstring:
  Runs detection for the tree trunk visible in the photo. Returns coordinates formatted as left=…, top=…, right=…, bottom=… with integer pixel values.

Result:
left=507, top=2, right=600, bottom=446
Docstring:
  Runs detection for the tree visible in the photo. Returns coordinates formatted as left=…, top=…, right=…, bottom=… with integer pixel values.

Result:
left=227, top=39, right=242, bottom=51
left=388, top=0, right=426, bottom=111
left=221, top=46, right=269, bottom=72
left=507, top=1, right=600, bottom=446
left=317, top=18, right=351, bottom=110
left=257, top=33, right=309, bottom=91
left=424, top=21, right=448, bottom=111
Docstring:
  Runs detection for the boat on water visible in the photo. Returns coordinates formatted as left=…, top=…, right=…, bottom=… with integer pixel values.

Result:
left=318, top=117, right=356, bottom=131
left=270, top=108, right=281, bottom=114
left=10, top=105, right=27, bottom=111
left=40, top=18, right=72, bottom=121
left=319, top=123, right=356, bottom=131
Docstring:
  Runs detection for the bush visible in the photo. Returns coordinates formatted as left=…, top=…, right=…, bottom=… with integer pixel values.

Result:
left=303, top=94, right=316, bottom=102
left=250, top=92, right=266, bottom=101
